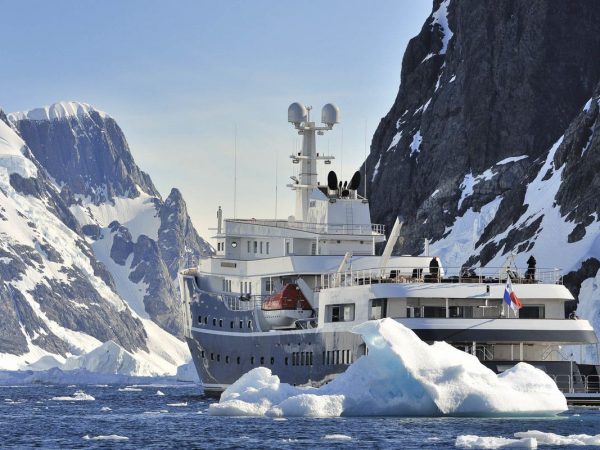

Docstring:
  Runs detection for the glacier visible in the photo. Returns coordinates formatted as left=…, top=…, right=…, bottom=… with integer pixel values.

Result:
left=209, top=318, right=567, bottom=417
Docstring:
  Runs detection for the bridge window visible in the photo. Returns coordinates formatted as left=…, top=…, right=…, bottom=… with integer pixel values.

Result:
left=325, top=303, right=355, bottom=322
left=519, top=305, right=545, bottom=319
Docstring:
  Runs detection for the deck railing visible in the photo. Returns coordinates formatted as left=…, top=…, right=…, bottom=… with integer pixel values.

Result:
left=320, top=266, right=563, bottom=290
left=553, top=374, right=600, bottom=394
left=227, top=219, right=385, bottom=236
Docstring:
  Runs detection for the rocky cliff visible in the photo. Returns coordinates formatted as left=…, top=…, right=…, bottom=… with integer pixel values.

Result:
left=363, top=0, right=600, bottom=353
left=0, top=101, right=211, bottom=372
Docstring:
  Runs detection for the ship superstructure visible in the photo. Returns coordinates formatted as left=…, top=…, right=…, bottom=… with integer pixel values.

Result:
left=180, top=103, right=599, bottom=396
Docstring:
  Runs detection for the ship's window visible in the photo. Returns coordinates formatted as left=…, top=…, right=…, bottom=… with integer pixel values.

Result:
left=247, top=241, right=251, bottom=253
left=370, top=298, right=388, bottom=320
left=270, top=357, right=275, bottom=365
left=248, top=320, right=252, bottom=329
left=260, top=357, right=264, bottom=365
left=322, top=351, right=325, bottom=365
left=326, top=303, right=355, bottom=322
left=230, top=321, right=234, bottom=328
left=239, top=320, right=243, bottom=329
left=204, top=316, right=208, bottom=324
left=519, top=305, right=545, bottom=319
left=285, top=357, right=289, bottom=366
left=198, top=315, right=202, bottom=323
left=449, top=306, right=474, bottom=318
left=251, top=357, right=255, bottom=365
left=210, top=353, right=214, bottom=360
left=266, top=280, right=273, bottom=293
left=237, top=357, right=241, bottom=364
left=231, top=241, right=238, bottom=248
left=260, top=241, right=263, bottom=254
left=254, top=241, right=258, bottom=253
left=266, top=242, right=270, bottom=254
left=217, top=354, right=220, bottom=362
left=219, top=319, right=223, bottom=327
left=213, top=318, right=217, bottom=326
left=311, top=243, right=316, bottom=255
left=326, top=351, right=330, bottom=365
left=285, top=241, right=290, bottom=255
left=201, top=351, right=205, bottom=358
left=225, top=356, right=230, bottom=364
left=336, top=350, right=340, bottom=364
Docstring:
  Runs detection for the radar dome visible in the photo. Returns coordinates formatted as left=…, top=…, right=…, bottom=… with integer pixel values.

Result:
left=321, top=103, right=340, bottom=126
left=288, top=103, right=307, bottom=124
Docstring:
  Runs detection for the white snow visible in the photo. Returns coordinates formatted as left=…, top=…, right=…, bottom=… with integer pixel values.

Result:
left=449, top=74, right=456, bottom=82
left=176, top=361, right=200, bottom=382
left=583, top=98, right=593, bottom=112
left=51, top=390, right=95, bottom=401
left=8, top=101, right=108, bottom=123
left=209, top=319, right=566, bottom=417
left=574, top=267, right=600, bottom=363
left=514, top=430, right=600, bottom=446
left=432, top=0, right=454, bottom=55
left=387, top=131, right=402, bottom=151
left=0, top=119, right=38, bottom=179
left=83, top=435, right=129, bottom=441
left=410, top=130, right=422, bottom=156
left=371, top=155, right=382, bottom=182
left=496, top=155, right=528, bottom=165
left=456, top=435, right=537, bottom=449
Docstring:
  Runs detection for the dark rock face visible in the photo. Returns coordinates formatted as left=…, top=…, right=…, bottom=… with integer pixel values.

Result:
left=365, top=0, right=600, bottom=258
left=10, top=110, right=158, bottom=203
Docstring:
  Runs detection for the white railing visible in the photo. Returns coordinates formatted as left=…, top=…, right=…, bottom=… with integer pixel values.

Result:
left=228, top=219, right=385, bottom=236
left=320, top=266, right=563, bottom=290
left=553, top=374, right=600, bottom=394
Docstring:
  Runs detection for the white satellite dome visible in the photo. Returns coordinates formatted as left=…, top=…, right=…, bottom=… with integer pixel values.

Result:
left=321, top=103, right=340, bottom=126
left=288, top=102, right=308, bottom=125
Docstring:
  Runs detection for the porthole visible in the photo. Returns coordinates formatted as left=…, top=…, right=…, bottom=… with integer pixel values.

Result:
left=270, top=357, right=275, bottom=365
left=230, top=321, right=234, bottom=328
left=285, top=357, right=289, bottom=366
left=198, top=315, right=202, bottom=323
left=260, top=357, right=264, bottom=365
left=219, top=319, right=223, bottom=327
left=237, top=357, right=241, bottom=365
left=225, top=356, right=230, bottom=364
left=213, top=318, right=216, bottom=326
left=217, top=354, right=220, bottom=362
left=248, top=320, right=252, bottom=329
left=231, top=241, right=238, bottom=248
left=204, top=316, right=208, bottom=325
left=210, top=353, right=214, bottom=361
left=251, top=357, right=255, bottom=365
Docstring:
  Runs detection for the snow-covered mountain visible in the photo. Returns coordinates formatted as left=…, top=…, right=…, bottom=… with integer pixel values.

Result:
left=0, top=101, right=211, bottom=375
left=363, top=1, right=600, bottom=358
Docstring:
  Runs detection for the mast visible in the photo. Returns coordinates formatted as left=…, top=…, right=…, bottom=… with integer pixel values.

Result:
left=287, top=103, right=339, bottom=221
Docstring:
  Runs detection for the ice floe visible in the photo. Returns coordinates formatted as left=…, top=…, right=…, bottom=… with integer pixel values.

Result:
left=323, top=434, right=352, bottom=441
left=51, top=390, right=95, bottom=401
left=156, top=390, right=165, bottom=396
left=515, top=430, right=600, bottom=446
left=209, top=319, right=566, bottom=417
left=83, top=434, right=129, bottom=441
left=455, top=435, right=536, bottom=449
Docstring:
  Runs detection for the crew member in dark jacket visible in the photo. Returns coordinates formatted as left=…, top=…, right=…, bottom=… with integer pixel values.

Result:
left=526, top=255, right=536, bottom=280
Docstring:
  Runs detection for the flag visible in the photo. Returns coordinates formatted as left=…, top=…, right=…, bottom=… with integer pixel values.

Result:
left=503, top=276, right=522, bottom=312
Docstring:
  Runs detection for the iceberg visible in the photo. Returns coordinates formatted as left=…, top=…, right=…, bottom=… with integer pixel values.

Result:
left=209, top=318, right=567, bottom=417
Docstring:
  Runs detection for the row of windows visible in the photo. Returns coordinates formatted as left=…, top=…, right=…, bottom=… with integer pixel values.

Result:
left=197, top=315, right=253, bottom=329
left=222, top=279, right=232, bottom=292
left=199, top=349, right=352, bottom=367
left=323, top=350, right=352, bottom=365
left=248, top=240, right=270, bottom=255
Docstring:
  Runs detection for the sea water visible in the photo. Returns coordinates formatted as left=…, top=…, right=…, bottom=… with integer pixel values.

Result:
left=1, top=384, right=599, bottom=449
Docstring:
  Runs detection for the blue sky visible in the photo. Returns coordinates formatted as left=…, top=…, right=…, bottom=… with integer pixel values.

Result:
left=1, top=0, right=431, bottom=238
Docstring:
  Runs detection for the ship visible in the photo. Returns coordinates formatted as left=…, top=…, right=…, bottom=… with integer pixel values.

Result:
left=179, top=102, right=600, bottom=401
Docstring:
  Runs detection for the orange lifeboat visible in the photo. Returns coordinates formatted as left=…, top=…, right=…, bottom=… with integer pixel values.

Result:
left=261, top=283, right=312, bottom=311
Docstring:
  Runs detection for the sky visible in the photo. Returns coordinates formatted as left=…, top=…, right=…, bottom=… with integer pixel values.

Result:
left=1, top=0, right=431, bottom=240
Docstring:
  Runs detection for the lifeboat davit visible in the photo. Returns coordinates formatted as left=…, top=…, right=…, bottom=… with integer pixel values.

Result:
left=261, top=283, right=313, bottom=329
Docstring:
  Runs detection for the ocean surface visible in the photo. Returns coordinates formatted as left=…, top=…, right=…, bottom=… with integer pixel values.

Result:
left=1, top=384, right=599, bottom=449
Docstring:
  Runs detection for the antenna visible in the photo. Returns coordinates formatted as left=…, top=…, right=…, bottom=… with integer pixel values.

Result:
left=233, top=124, right=237, bottom=219
left=340, top=127, right=344, bottom=181
left=364, top=118, right=368, bottom=199
left=275, top=149, right=278, bottom=219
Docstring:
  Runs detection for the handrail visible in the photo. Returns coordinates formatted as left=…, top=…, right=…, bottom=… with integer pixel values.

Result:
left=320, top=266, right=563, bottom=289
left=226, top=218, right=385, bottom=236
left=552, top=374, right=600, bottom=394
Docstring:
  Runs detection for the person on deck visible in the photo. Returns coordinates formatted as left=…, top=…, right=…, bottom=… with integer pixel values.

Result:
left=526, top=255, right=536, bottom=280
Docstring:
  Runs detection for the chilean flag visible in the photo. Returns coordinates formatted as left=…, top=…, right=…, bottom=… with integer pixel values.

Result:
left=504, top=276, right=523, bottom=312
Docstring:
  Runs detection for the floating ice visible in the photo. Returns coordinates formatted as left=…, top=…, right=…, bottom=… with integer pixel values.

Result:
left=209, top=319, right=566, bottom=417
left=167, top=402, right=187, bottom=407
left=156, top=390, right=165, bottom=396
left=515, top=430, right=600, bottom=446
left=83, top=434, right=129, bottom=441
left=456, top=435, right=537, bottom=449
left=51, top=390, right=95, bottom=401
left=100, top=406, right=112, bottom=412
left=118, top=386, right=142, bottom=392
left=323, top=434, right=352, bottom=441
